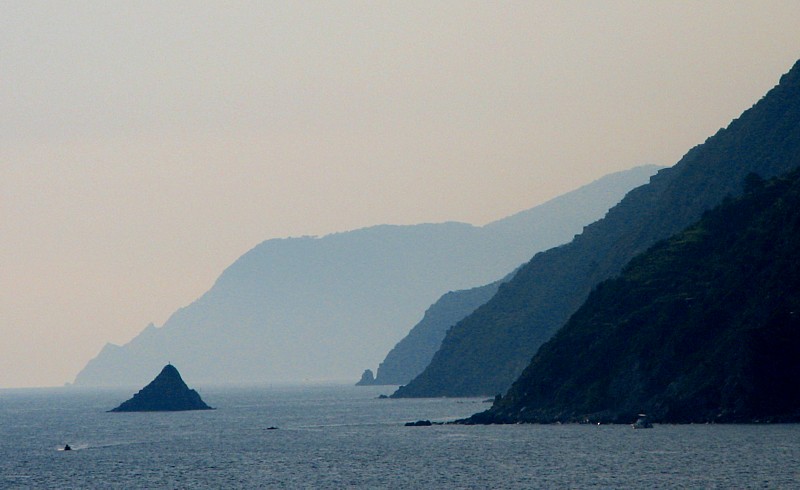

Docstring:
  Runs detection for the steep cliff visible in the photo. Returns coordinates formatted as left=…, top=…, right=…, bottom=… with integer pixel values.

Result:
left=465, top=170, right=800, bottom=424
left=395, top=59, right=800, bottom=397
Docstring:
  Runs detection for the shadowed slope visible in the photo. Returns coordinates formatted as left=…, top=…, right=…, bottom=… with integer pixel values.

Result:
left=74, top=166, right=657, bottom=387
left=109, top=364, right=212, bottom=412
left=364, top=280, right=504, bottom=385
left=395, top=59, right=800, bottom=398
left=464, top=170, right=800, bottom=424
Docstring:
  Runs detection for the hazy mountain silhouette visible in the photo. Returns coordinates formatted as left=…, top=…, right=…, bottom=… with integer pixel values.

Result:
left=393, top=59, right=800, bottom=398
left=74, top=166, right=657, bottom=387
left=364, top=165, right=680, bottom=386
left=464, top=170, right=800, bottom=424
left=360, top=278, right=506, bottom=386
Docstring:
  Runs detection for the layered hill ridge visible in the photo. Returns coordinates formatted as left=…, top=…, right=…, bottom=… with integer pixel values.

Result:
left=464, top=170, right=800, bottom=424
left=109, top=364, right=212, bottom=412
left=74, top=165, right=657, bottom=387
left=363, top=278, right=505, bottom=385
left=393, top=59, right=800, bottom=398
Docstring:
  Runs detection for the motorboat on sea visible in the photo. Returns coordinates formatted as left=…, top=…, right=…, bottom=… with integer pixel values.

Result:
left=632, top=414, right=653, bottom=429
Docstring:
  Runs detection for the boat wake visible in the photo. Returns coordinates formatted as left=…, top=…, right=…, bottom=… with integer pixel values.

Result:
left=57, top=443, right=89, bottom=451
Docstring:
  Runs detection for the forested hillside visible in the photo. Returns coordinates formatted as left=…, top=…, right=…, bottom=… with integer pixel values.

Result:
left=465, top=170, right=800, bottom=424
left=395, top=59, right=800, bottom=398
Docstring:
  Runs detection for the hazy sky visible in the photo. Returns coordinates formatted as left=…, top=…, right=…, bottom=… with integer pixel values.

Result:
left=2, top=1, right=798, bottom=388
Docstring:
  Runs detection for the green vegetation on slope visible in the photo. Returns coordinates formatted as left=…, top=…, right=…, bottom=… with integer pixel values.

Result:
left=361, top=165, right=659, bottom=387
left=394, top=59, right=800, bottom=398
left=466, top=170, right=800, bottom=424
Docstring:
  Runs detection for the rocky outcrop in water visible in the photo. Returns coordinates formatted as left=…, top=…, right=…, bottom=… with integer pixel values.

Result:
left=356, top=369, right=375, bottom=386
left=109, top=364, right=213, bottom=412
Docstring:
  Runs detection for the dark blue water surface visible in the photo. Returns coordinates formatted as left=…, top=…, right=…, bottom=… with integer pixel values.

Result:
left=1, top=384, right=798, bottom=488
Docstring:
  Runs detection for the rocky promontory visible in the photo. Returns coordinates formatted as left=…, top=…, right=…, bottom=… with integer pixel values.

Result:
left=355, top=369, right=375, bottom=386
left=461, top=170, right=800, bottom=425
left=109, top=364, right=213, bottom=412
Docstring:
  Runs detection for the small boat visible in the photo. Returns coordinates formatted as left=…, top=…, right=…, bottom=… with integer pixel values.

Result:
left=63, top=444, right=72, bottom=451
left=632, top=414, right=653, bottom=429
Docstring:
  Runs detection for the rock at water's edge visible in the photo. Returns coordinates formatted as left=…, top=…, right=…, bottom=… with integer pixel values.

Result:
left=109, top=364, right=213, bottom=412
left=355, top=369, right=375, bottom=386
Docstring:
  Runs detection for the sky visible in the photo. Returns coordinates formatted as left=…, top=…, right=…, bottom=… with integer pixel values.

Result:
left=2, top=1, right=799, bottom=388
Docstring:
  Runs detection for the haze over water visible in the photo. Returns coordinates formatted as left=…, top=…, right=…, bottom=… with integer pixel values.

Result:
left=2, top=385, right=799, bottom=488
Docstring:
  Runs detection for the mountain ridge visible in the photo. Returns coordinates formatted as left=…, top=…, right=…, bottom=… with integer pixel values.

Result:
left=74, top=165, right=658, bottom=387
left=463, top=169, right=800, bottom=424
left=362, top=278, right=506, bottom=385
left=393, top=59, right=800, bottom=398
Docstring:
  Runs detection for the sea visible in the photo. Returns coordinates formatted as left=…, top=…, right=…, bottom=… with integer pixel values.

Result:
left=1, top=384, right=798, bottom=489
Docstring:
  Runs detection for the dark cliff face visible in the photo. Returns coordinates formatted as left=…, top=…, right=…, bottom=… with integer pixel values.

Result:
left=355, top=369, right=375, bottom=386
left=109, top=364, right=213, bottom=412
left=394, top=59, right=800, bottom=398
left=464, top=170, right=800, bottom=424
left=368, top=280, right=504, bottom=386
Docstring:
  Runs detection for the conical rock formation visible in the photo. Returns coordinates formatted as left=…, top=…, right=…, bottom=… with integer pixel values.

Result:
left=109, top=364, right=213, bottom=412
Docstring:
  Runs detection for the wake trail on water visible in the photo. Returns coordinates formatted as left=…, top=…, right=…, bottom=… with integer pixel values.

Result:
left=57, top=440, right=157, bottom=451
left=57, top=443, right=88, bottom=451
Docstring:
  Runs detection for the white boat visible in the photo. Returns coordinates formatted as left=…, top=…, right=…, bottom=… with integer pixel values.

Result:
left=632, top=414, right=653, bottom=429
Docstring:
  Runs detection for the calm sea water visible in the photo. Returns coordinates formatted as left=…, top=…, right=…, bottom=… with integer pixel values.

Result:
left=1, top=384, right=798, bottom=488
